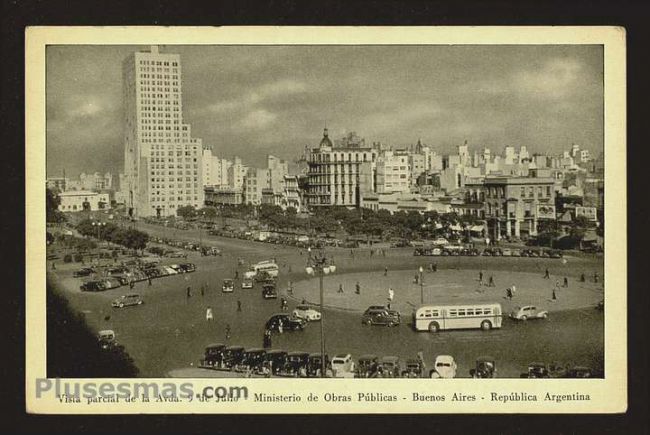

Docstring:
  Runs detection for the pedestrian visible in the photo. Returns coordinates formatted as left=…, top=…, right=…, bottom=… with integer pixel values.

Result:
left=594, top=272, right=599, bottom=283
left=129, top=279, right=135, bottom=289
left=479, top=271, right=483, bottom=284
left=237, top=300, right=242, bottom=312
left=580, top=273, right=586, bottom=282
left=234, top=270, right=239, bottom=280
left=281, top=298, right=288, bottom=311
left=384, top=266, right=388, bottom=276
left=544, top=269, right=550, bottom=279
left=338, top=283, right=344, bottom=293
left=225, top=323, right=232, bottom=341
left=263, top=329, right=272, bottom=349
left=555, top=279, right=560, bottom=290
left=287, top=280, right=293, bottom=295
left=414, top=273, right=419, bottom=284
left=278, top=321, right=283, bottom=334
left=388, top=287, right=394, bottom=305
left=186, top=286, right=192, bottom=298
left=433, top=263, right=438, bottom=272
left=51, top=262, right=56, bottom=270
left=200, top=284, right=205, bottom=297
left=552, top=287, right=557, bottom=301
left=148, top=277, right=152, bottom=286
left=355, top=281, right=361, bottom=295
left=563, top=277, right=569, bottom=288
left=301, top=299, right=307, bottom=305
left=489, top=276, right=495, bottom=287
left=206, top=306, right=214, bottom=321
left=506, top=287, right=512, bottom=300
left=511, top=284, right=516, bottom=297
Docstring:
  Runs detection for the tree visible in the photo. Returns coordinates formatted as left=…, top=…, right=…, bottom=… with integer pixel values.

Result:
left=198, top=206, right=217, bottom=220
left=46, top=188, right=65, bottom=223
left=176, top=205, right=197, bottom=220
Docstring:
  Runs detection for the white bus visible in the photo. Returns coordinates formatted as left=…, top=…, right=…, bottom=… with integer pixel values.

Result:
left=244, top=260, right=279, bottom=279
left=413, top=303, right=502, bottom=332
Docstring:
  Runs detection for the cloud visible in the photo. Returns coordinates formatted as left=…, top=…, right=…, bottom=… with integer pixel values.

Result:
left=238, top=109, right=278, bottom=129
left=512, top=58, right=583, bottom=99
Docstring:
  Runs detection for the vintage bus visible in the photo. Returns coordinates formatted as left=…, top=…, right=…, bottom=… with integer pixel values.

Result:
left=244, top=260, right=279, bottom=279
left=413, top=303, right=503, bottom=332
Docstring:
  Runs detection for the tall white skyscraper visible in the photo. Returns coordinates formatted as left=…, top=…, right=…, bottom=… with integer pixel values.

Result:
left=123, top=45, right=203, bottom=217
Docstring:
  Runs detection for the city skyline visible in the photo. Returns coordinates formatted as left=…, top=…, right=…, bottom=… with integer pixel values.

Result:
left=47, top=44, right=603, bottom=177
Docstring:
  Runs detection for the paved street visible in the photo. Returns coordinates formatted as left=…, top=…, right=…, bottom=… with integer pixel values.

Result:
left=48, top=222, right=604, bottom=378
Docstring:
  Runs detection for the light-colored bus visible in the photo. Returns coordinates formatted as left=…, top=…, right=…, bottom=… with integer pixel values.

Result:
left=413, top=303, right=502, bottom=332
left=244, top=260, right=279, bottom=279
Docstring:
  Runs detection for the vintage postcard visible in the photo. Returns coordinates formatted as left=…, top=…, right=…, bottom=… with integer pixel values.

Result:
left=26, top=26, right=626, bottom=413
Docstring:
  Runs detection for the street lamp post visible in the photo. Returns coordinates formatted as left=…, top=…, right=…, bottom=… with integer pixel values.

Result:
left=92, top=221, right=106, bottom=245
left=419, top=265, right=424, bottom=304
left=305, top=246, right=336, bottom=378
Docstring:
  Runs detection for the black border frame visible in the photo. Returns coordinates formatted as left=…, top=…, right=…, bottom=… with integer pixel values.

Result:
left=3, top=0, right=648, bottom=434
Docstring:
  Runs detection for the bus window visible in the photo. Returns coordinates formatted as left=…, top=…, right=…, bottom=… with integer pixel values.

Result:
left=484, top=309, right=492, bottom=315
left=466, top=309, right=474, bottom=316
left=475, top=308, right=483, bottom=315
left=431, top=310, right=439, bottom=317
left=458, top=309, right=466, bottom=316
left=449, top=310, right=457, bottom=317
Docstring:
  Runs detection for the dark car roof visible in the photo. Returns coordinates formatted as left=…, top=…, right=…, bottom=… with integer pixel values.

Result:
left=206, top=343, right=226, bottom=349
left=266, top=349, right=287, bottom=355
left=224, top=345, right=244, bottom=351
left=244, top=348, right=266, bottom=353
left=358, top=354, right=378, bottom=360
left=288, top=351, right=309, bottom=356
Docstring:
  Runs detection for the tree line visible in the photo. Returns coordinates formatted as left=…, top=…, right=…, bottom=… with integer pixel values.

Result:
left=76, top=219, right=149, bottom=251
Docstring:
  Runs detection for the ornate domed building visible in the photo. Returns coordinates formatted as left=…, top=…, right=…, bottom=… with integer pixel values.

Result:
left=319, top=128, right=333, bottom=148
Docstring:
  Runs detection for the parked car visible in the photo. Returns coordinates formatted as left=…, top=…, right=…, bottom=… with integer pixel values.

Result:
left=111, top=293, right=144, bottom=308
left=511, top=249, right=522, bottom=257
left=431, top=355, right=457, bottom=378
left=235, top=348, right=267, bottom=373
left=221, top=345, right=245, bottom=370
left=307, top=353, right=329, bottom=377
left=166, top=251, right=187, bottom=258
left=361, top=308, right=401, bottom=326
left=470, top=356, right=496, bottom=378
left=73, top=267, right=95, bottom=277
left=356, top=354, right=379, bottom=378
left=262, top=284, right=278, bottom=299
left=502, top=248, right=512, bottom=256
left=178, top=263, right=196, bottom=273
left=222, top=279, right=234, bottom=293
left=331, top=353, right=355, bottom=378
left=292, top=304, right=322, bottom=321
left=522, top=362, right=551, bottom=378
left=241, top=279, right=254, bottom=289
left=510, top=305, right=549, bottom=321
left=379, top=356, right=401, bottom=378
left=402, top=358, right=425, bottom=378
left=97, top=330, right=117, bottom=351
left=432, top=237, right=448, bottom=246
left=564, top=366, right=594, bottom=378
left=265, top=313, right=306, bottom=332
left=80, top=280, right=106, bottom=292
left=283, top=351, right=310, bottom=377
left=264, top=350, right=288, bottom=375
left=199, top=343, right=226, bottom=368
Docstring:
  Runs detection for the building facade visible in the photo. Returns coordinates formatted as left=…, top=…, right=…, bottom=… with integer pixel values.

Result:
left=465, top=176, right=556, bottom=239
left=306, top=129, right=377, bottom=208
left=204, top=186, right=243, bottom=206
left=122, top=45, right=203, bottom=218
left=58, top=191, right=110, bottom=212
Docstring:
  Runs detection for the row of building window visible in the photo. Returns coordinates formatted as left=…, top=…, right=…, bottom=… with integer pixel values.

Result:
left=139, top=60, right=179, bottom=67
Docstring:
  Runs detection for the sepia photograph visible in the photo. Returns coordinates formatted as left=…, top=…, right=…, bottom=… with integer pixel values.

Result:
left=26, top=26, right=626, bottom=414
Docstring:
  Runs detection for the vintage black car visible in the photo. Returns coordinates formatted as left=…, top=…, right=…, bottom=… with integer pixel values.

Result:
left=356, top=354, right=379, bottom=378
left=361, top=308, right=400, bottom=326
left=221, top=345, right=245, bottom=370
left=73, top=267, right=95, bottom=277
left=379, top=356, right=402, bottom=378
left=262, top=284, right=278, bottom=299
left=470, top=356, right=496, bottom=378
left=264, top=350, right=288, bottom=375
left=80, top=280, right=106, bottom=292
left=199, top=343, right=227, bottom=368
left=307, top=353, right=330, bottom=378
left=235, top=348, right=267, bottom=373
left=564, top=366, right=593, bottom=378
left=521, top=362, right=550, bottom=378
left=265, top=313, right=306, bottom=332
left=282, top=351, right=310, bottom=377
left=402, top=358, right=425, bottom=378
left=178, top=263, right=196, bottom=273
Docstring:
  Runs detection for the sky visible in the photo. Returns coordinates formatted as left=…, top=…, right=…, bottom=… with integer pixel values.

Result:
left=46, top=44, right=603, bottom=177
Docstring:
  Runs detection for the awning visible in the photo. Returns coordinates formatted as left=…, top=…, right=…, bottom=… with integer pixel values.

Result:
left=470, top=225, right=484, bottom=232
